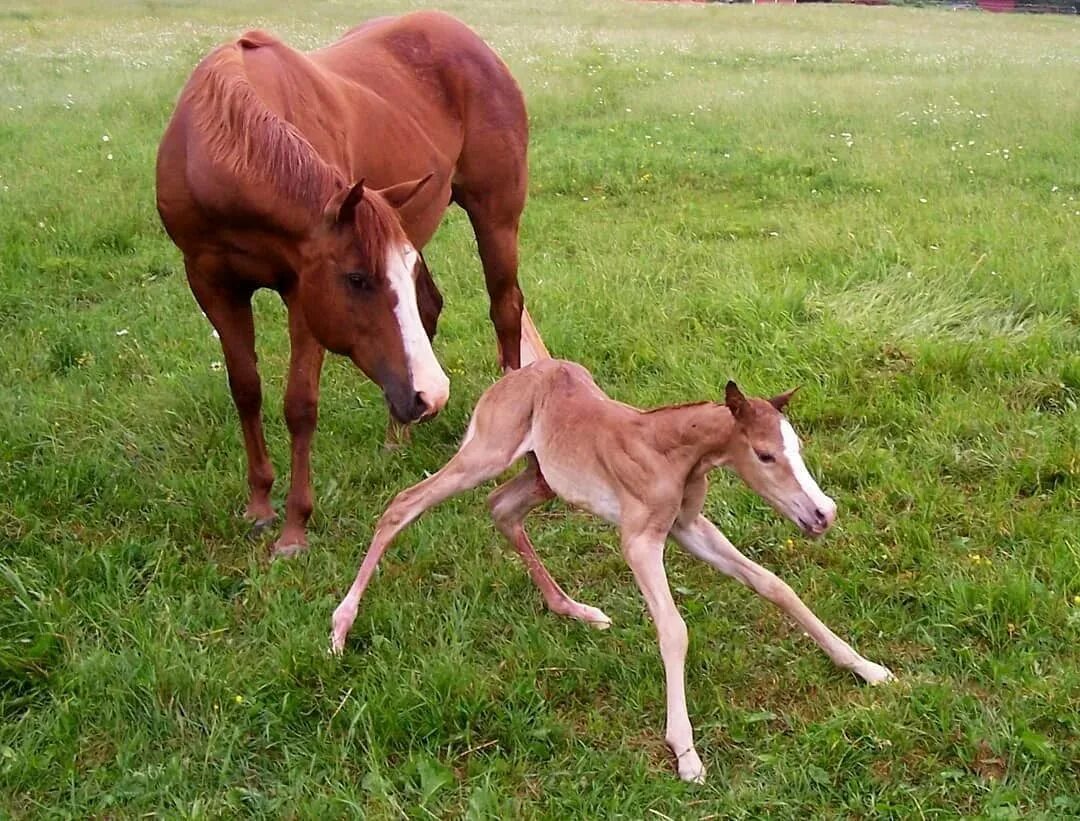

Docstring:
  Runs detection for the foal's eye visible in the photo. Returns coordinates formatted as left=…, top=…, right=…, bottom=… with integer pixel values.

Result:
left=756, top=451, right=776, bottom=464
left=346, top=271, right=374, bottom=293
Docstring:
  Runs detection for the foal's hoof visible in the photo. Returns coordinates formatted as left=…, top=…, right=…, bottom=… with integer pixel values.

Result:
left=856, top=661, right=896, bottom=685
left=330, top=605, right=357, bottom=654
left=579, top=605, right=613, bottom=630
left=271, top=540, right=309, bottom=560
left=675, top=749, right=706, bottom=784
left=329, top=631, right=346, bottom=656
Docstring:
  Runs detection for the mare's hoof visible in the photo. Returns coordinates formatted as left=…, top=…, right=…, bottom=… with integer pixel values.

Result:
left=247, top=515, right=277, bottom=538
left=271, top=540, right=308, bottom=560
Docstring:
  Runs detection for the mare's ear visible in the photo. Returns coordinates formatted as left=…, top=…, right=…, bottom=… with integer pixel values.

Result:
left=377, top=172, right=435, bottom=212
left=768, top=386, right=800, bottom=413
left=725, top=380, right=748, bottom=419
left=324, top=179, right=365, bottom=226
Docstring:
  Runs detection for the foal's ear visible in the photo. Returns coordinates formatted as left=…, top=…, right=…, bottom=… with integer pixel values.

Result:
left=725, top=380, right=749, bottom=419
left=377, top=172, right=435, bottom=212
left=324, top=179, right=366, bottom=226
left=768, top=386, right=800, bottom=413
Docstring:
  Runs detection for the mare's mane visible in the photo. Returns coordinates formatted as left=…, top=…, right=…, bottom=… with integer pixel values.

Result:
left=187, top=34, right=336, bottom=214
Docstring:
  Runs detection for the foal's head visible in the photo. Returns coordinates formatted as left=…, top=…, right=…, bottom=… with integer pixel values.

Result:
left=298, top=175, right=448, bottom=424
left=722, top=382, right=837, bottom=538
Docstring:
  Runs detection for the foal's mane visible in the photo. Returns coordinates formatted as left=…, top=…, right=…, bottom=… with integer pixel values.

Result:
left=187, top=34, right=336, bottom=214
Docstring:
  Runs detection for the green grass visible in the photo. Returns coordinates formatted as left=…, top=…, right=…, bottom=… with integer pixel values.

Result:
left=2, top=0, right=1079, bottom=816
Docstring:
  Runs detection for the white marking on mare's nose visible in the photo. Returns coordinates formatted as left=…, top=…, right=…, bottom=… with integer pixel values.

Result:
left=387, top=244, right=449, bottom=415
left=780, top=419, right=835, bottom=522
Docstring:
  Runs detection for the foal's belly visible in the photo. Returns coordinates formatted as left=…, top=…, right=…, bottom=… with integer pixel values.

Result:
left=535, top=456, right=622, bottom=525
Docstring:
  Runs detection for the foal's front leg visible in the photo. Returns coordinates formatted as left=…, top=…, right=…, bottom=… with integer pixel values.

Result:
left=622, top=528, right=705, bottom=784
left=671, top=516, right=894, bottom=684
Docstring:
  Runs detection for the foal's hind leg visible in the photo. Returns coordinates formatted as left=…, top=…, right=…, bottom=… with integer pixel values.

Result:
left=187, top=260, right=275, bottom=530
left=488, top=456, right=611, bottom=628
left=331, top=413, right=528, bottom=652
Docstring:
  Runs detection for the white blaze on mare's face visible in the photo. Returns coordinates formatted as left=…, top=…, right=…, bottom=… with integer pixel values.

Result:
left=779, top=419, right=836, bottom=520
left=387, top=244, right=450, bottom=415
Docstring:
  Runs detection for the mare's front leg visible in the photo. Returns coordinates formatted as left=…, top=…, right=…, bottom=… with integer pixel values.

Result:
left=273, top=297, right=326, bottom=558
left=187, top=263, right=275, bottom=531
left=670, top=515, right=894, bottom=684
left=622, top=522, right=705, bottom=783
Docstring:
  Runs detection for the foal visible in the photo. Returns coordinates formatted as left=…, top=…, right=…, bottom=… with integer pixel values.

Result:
left=331, top=359, right=894, bottom=782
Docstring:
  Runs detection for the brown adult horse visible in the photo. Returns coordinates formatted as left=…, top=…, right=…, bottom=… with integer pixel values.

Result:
left=156, top=11, right=546, bottom=556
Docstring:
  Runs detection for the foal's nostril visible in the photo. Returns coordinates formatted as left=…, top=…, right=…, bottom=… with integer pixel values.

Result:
left=813, top=508, right=827, bottom=524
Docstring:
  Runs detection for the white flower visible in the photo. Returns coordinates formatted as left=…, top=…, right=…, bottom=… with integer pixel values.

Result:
left=919, top=197, right=928, bottom=203
left=116, top=329, right=129, bottom=336
left=106, top=153, right=113, bottom=160
left=210, top=361, right=223, bottom=371
left=101, top=135, right=110, bottom=142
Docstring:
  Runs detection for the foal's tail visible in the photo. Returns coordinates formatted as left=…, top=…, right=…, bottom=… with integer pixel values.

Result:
left=520, top=307, right=550, bottom=366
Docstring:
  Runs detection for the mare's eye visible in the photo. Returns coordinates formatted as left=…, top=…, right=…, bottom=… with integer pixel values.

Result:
left=756, top=451, right=776, bottom=464
left=346, top=271, right=374, bottom=293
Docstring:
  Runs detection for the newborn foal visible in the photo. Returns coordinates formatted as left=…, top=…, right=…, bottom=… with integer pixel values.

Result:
left=331, top=359, right=894, bottom=782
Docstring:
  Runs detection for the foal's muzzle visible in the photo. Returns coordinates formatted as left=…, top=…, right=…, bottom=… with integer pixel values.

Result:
left=796, top=499, right=836, bottom=538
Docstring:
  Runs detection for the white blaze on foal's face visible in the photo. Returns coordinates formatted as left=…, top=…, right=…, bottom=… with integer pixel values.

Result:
left=777, top=418, right=837, bottom=535
left=387, top=244, right=450, bottom=416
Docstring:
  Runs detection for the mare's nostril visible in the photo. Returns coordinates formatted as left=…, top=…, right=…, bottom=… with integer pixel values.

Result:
left=411, top=391, right=431, bottom=420
left=813, top=508, right=827, bottom=524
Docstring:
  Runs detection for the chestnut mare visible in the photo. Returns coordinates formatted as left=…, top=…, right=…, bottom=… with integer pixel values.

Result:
left=156, top=12, right=546, bottom=556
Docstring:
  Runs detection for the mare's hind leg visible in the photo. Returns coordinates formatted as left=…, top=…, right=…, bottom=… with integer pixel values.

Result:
left=187, top=259, right=275, bottom=530
left=453, top=142, right=546, bottom=370
left=331, top=404, right=530, bottom=652
left=488, top=456, right=611, bottom=628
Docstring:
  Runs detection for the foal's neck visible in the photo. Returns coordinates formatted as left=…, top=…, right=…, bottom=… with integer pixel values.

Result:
left=645, top=402, right=735, bottom=471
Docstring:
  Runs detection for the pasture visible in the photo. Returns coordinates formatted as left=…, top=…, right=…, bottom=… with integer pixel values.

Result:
left=1, top=0, right=1078, bottom=815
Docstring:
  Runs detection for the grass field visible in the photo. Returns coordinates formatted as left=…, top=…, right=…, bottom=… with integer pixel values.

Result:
left=2, top=0, right=1079, bottom=816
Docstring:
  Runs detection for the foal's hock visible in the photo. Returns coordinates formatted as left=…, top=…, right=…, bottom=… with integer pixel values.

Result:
left=331, top=359, right=894, bottom=782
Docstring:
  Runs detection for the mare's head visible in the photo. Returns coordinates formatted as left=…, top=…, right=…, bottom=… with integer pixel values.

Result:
left=298, top=175, right=448, bottom=424
left=722, top=381, right=837, bottom=538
